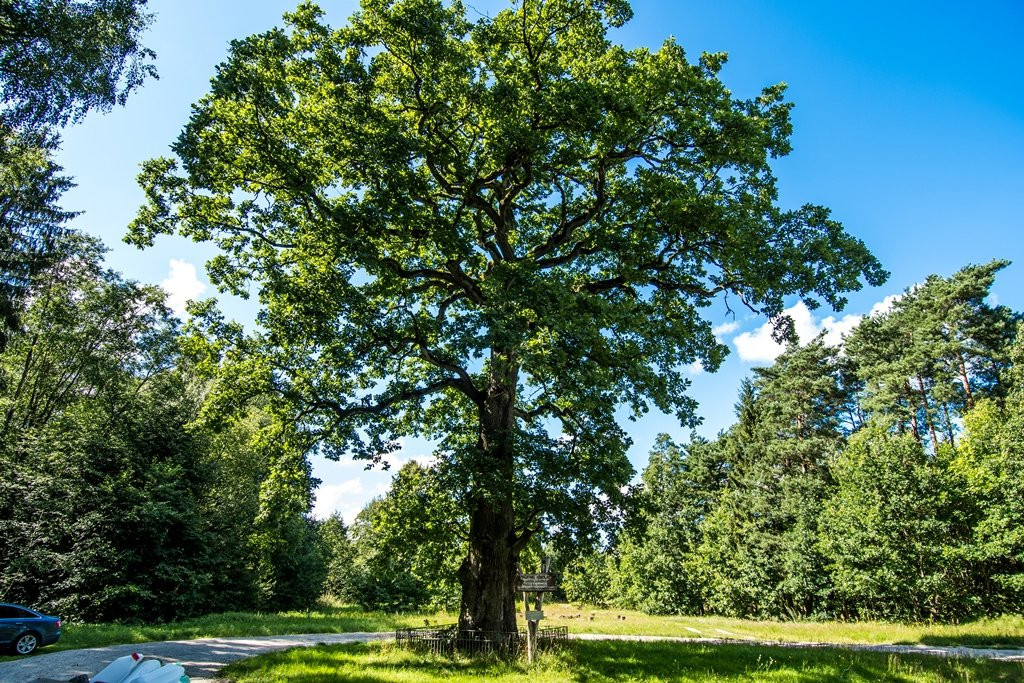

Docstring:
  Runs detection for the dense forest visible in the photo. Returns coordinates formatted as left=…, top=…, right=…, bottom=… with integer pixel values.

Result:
left=0, top=234, right=328, bottom=620
left=564, top=261, right=1024, bottom=621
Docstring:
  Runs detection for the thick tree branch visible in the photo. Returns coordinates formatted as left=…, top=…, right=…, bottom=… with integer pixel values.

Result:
left=310, top=379, right=459, bottom=421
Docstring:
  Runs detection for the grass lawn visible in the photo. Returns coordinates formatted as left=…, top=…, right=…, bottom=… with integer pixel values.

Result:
left=219, top=640, right=1024, bottom=682
left=543, top=604, right=1024, bottom=649
left=0, top=602, right=427, bottom=657
left=3, top=599, right=1022, bottom=662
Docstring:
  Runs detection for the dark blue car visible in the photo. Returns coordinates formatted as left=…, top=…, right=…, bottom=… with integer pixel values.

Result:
left=0, top=603, right=61, bottom=655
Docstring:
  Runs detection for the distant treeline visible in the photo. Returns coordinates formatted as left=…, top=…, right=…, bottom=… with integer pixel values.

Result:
left=560, top=260, right=1024, bottom=621
left=0, top=235, right=326, bottom=622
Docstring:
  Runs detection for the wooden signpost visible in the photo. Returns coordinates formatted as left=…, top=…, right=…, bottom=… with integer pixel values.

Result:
left=516, top=563, right=556, bottom=663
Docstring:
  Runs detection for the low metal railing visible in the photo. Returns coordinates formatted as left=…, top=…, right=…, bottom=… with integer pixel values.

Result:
left=396, top=624, right=568, bottom=657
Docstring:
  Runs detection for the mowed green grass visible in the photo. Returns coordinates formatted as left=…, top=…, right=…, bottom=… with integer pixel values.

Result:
left=0, top=602, right=428, bottom=658
left=3, top=599, right=1022, bottom=662
left=62, top=601, right=1023, bottom=651
left=219, top=640, right=1024, bottom=682
left=543, top=604, right=1024, bottom=649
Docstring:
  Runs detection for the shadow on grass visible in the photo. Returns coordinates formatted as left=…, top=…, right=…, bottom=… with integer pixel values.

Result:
left=221, top=640, right=1024, bottom=683
left=569, top=641, right=1021, bottom=682
left=907, top=635, right=1024, bottom=649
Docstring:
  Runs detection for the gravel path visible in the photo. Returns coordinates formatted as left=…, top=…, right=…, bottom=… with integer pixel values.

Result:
left=0, top=633, right=389, bottom=683
left=1, top=632, right=1021, bottom=682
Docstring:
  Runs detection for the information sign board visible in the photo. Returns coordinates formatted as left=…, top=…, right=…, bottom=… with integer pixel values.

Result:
left=516, top=573, right=557, bottom=592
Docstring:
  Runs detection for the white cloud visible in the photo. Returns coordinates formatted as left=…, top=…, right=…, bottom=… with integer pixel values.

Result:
left=732, top=302, right=867, bottom=363
left=329, top=457, right=372, bottom=469
left=733, top=301, right=819, bottom=362
left=686, top=360, right=705, bottom=376
left=733, top=325, right=781, bottom=363
left=312, top=478, right=373, bottom=523
left=869, top=293, right=902, bottom=317
left=818, top=313, right=862, bottom=347
left=385, top=452, right=438, bottom=469
left=727, top=288, right=917, bottom=364
left=311, top=483, right=352, bottom=520
left=383, top=439, right=438, bottom=469
left=160, top=259, right=206, bottom=316
left=711, top=321, right=740, bottom=339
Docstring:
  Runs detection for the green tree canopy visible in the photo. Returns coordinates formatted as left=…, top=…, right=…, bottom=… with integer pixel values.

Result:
left=951, top=322, right=1024, bottom=610
left=129, top=0, right=885, bottom=633
left=0, top=0, right=157, bottom=347
left=610, top=433, right=725, bottom=614
left=0, top=0, right=156, bottom=129
left=819, top=429, right=969, bottom=621
left=846, top=261, right=1016, bottom=450
left=0, top=129, right=75, bottom=350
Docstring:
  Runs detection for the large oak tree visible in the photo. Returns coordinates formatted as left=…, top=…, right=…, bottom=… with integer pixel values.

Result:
left=130, top=0, right=885, bottom=635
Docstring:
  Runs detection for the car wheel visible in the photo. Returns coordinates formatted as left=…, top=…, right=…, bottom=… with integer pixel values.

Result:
left=13, top=631, right=39, bottom=655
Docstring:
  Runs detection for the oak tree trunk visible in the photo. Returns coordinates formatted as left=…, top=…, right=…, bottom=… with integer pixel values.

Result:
left=457, top=496, right=519, bottom=635
left=457, top=351, right=520, bottom=636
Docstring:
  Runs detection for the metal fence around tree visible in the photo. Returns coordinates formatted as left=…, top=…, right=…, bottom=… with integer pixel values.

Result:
left=395, top=624, right=568, bottom=657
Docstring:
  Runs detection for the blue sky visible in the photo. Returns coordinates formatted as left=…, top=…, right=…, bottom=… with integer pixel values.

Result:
left=53, top=0, right=1023, bottom=522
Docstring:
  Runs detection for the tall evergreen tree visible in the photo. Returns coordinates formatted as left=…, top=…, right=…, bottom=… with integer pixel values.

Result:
left=0, top=0, right=157, bottom=349
left=846, top=261, right=1016, bottom=449
left=318, top=512, right=357, bottom=601
left=604, top=265, right=1019, bottom=622
left=698, top=338, right=849, bottom=617
left=0, top=130, right=75, bottom=350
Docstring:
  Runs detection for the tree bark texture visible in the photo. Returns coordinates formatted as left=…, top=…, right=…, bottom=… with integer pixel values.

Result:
left=957, top=352, right=974, bottom=409
left=915, top=375, right=941, bottom=453
left=457, top=496, right=519, bottom=635
left=457, top=352, right=520, bottom=636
